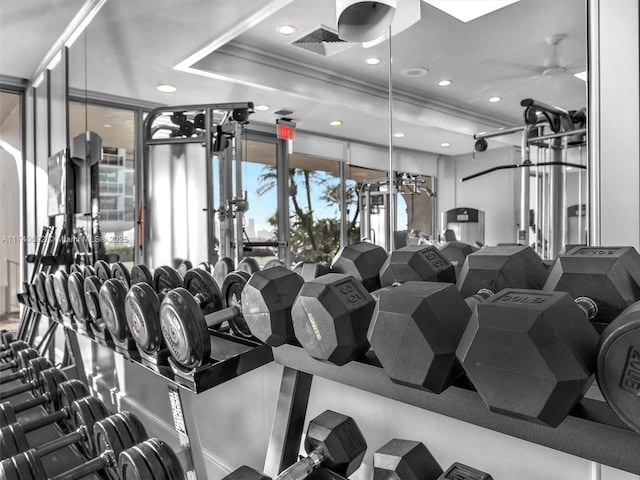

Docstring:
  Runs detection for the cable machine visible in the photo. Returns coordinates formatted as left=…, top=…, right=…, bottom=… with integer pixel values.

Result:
left=465, top=98, right=587, bottom=259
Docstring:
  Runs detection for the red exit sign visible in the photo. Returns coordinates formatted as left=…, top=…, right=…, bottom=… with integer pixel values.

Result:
left=277, top=119, right=296, bottom=140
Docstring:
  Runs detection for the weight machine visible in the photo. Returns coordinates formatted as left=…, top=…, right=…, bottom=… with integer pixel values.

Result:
left=465, top=98, right=587, bottom=259
left=140, top=102, right=254, bottom=268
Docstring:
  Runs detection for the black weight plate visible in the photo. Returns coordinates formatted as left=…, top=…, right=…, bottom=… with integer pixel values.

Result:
left=221, top=271, right=252, bottom=338
left=264, top=259, right=286, bottom=270
left=57, top=379, right=90, bottom=430
left=197, top=261, right=212, bottom=274
left=237, top=257, right=260, bottom=275
left=153, top=266, right=183, bottom=294
left=0, top=453, right=28, bottom=480
left=115, top=412, right=148, bottom=444
left=34, top=273, right=47, bottom=306
left=45, top=274, right=58, bottom=310
left=70, top=264, right=82, bottom=275
left=148, top=438, right=184, bottom=480
left=131, top=265, right=153, bottom=286
left=112, top=262, right=131, bottom=288
left=133, top=441, right=167, bottom=480
left=99, top=279, right=129, bottom=342
left=16, top=348, right=38, bottom=371
left=16, top=449, right=40, bottom=480
left=93, top=415, right=131, bottom=466
left=85, top=265, right=96, bottom=277
left=177, top=260, right=193, bottom=278
left=183, top=268, right=223, bottom=314
left=118, top=443, right=155, bottom=480
left=597, top=304, right=640, bottom=434
left=84, top=276, right=103, bottom=323
left=72, top=396, right=109, bottom=457
left=95, top=260, right=112, bottom=282
left=125, top=284, right=161, bottom=354
left=68, top=272, right=88, bottom=320
left=28, top=358, right=53, bottom=390
left=160, top=288, right=211, bottom=370
left=53, top=270, right=71, bottom=315
left=38, top=368, right=67, bottom=409
left=213, top=257, right=235, bottom=289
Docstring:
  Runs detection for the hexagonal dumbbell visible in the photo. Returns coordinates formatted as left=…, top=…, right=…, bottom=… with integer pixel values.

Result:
left=332, top=242, right=389, bottom=292
left=292, top=273, right=375, bottom=366
left=373, top=439, right=443, bottom=480
left=368, top=282, right=492, bottom=394
left=543, top=245, right=640, bottom=331
left=379, top=245, right=455, bottom=287
left=456, top=245, right=548, bottom=298
left=597, top=299, right=640, bottom=434
left=222, top=410, right=367, bottom=480
left=456, top=289, right=599, bottom=427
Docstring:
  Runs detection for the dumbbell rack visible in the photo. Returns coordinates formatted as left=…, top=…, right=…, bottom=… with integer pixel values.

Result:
left=265, top=344, right=640, bottom=477
left=21, top=295, right=273, bottom=480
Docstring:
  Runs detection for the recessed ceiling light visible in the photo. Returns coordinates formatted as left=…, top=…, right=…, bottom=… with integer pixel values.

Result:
left=157, top=84, right=176, bottom=93
left=401, top=67, right=430, bottom=78
left=329, top=120, right=343, bottom=127
left=440, top=142, right=451, bottom=148
left=424, top=0, right=520, bottom=23
left=489, top=96, right=502, bottom=103
left=438, top=79, right=452, bottom=87
left=366, top=57, right=381, bottom=66
left=566, top=166, right=573, bottom=171
left=278, top=24, right=296, bottom=35
left=255, top=104, right=270, bottom=111
left=393, top=132, right=405, bottom=138
left=103, top=124, right=112, bottom=128
left=574, top=71, right=587, bottom=82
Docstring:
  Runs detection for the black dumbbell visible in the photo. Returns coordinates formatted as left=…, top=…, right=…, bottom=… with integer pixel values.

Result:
left=0, top=359, right=57, bottom=403
left=222, top=410, right=366, bottom=480
left=159, top=267, right=303, bottom=370
left=331, top=242, right=389, bottom=292
left=0, top=341, right=29, bottom=361
left=0, top=412, right=148, bottom=480
left=378, top=244, right=456, bottom=287
left=0, top=378, right=89, bottom=425
left=0, top=351, right=50, bottom=386
left=117, top=437, right=185, bottom=480
left=0, top=396, right=109, bottom=460
left=0, top=348, right=39, bottom=375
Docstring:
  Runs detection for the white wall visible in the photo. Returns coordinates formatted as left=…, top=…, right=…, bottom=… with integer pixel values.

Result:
left=438, top=146, right=519, bottom=246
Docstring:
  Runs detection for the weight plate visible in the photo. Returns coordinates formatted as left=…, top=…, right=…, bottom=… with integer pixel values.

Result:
left=213, top=257, right=235, bottom=289
left=70, top=264, right=82, bottom=275
left=119, top=443, right=155, bottom=480
left=84, top=276, right=103, bottom=324
left=58, top=379, right=90, bottom=430
left=237, top=257, right=260, bottom=275
left=160, top=288, right=211, bottom=370
left=53, top=270, right=71, bottom=315
left=177, top=260, right=193, bottom=278
left=18, top=449, right=41, bottom=480
left=125, top=284, right=161, bottom=355
left=95, top=260, right=112, bottom=282
left=74, top=396, right=109, bottom=457
left=131, top=265, right=153, bottom=286
left=93, top=416, right=131, bottom=474
left=99, top=279, right=129, bottom=342
left=597, top=303, right=640, bottom=434
left=16, top=348, right=38, bottom=371
left=147, top=438, right=184, bottom=480
left=34, top=273, right=47, bottom=306
left=222, top=271, right=252, bottom=338
left=38, top=368, right=68, bottom=409
left=68, top=272, right=88, bottom=320
left=264, top=259, right=286, bottom=270
left=28, top=358, right=53, bottom=395
left=153, top=266, right=182, bottom=294
left=0, top=452, right=29, bottom=480
left=183, top=268, right=223, bottom=314
left=112, top=262, right=131, bottom=289
left=115, top=411, right=148, bottom=444
left=45, top=274, right=58, bottom=310
left=85, top=265, right=96, bottom=277
left=197, top=261, right=212, bottom=274
left=132, top=441, right=166, bottom=480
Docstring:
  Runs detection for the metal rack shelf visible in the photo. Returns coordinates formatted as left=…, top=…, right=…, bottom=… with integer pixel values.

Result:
left=271, top=344, right=640, bottom=475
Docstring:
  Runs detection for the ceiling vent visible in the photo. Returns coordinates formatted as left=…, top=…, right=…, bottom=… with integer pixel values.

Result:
left=274, top=108, right=294, bottom=116
left=292, top=26, right=353, bottom=56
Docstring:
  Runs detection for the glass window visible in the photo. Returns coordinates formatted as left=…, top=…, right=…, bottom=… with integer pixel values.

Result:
left=288, top=154, right=340, bottom=264
left=69, top=102, right=135, bottom=263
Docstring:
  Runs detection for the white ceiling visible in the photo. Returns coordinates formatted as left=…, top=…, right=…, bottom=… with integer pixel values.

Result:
left=0, top=0, right=587, bottom=156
